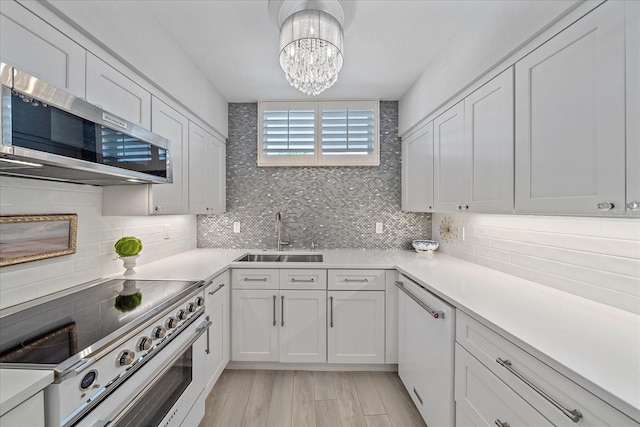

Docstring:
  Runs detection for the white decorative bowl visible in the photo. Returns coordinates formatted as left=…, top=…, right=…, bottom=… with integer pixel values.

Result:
left=412, top=240, right=439, bottom=254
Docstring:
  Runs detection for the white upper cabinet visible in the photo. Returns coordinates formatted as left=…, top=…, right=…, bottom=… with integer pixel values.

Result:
left=188, top=122, right=226, bottom=214
left=627, top=1, right=640, bottom=214
left=86, top=53, right=151, bottom=129
left=149, top=97, right=189, bottom=214
left=434, top=68, right=514, bottom=213
left=402, top=122, right=434, bottom=212
left=0, top=1, right=86, bottom=98
left=515, top=1, right=626, bottom=215
left=464, top=68, right=514, bottom=213
left=434, top=101, right=467, bottom=212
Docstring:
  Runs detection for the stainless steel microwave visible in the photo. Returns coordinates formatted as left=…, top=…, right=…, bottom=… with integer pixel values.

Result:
left=0, top=62, right=172, bottom=185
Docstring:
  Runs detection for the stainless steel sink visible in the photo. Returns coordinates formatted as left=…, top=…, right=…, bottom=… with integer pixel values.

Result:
left=235, top=253, right=323, bottom=262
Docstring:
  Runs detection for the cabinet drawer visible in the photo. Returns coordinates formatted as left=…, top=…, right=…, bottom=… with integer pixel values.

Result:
left=328, top=269, right=385, bottom=290
left=232, top=269, right=279, bottom=289
left=205, top=271, right=229, bottom=307
left=456, top=311, right=636, bottom=426
left=280, top=269, right=327, bottom=290
left=455, top=344, right=552, bottom=427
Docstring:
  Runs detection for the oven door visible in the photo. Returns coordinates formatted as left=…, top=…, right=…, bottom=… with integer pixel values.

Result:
left=77, top=318, right=210, bottom=427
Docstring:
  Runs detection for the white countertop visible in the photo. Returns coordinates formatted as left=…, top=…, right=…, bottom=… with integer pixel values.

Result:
left=3, top=248, right=638, bottom=420
left=0, top=369, right=53, bottom=416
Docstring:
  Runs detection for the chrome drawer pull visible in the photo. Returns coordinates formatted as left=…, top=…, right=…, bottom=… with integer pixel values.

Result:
left=496, top=358, right=583, bottom=423
left=291, top=278, right=315, bottom=283
left=395, top=281, right=445, bottom=319
left=281, top=295, right=285, bottom=327
left=495, top=419, right=510, bottom=427
left=208, top=283, right=225, bottom=295
left=272, top=295, right=277, bottom=326
left=329, top=296, right=334, bottom=328
left=244, top=277, right=268, bottom=282
left=413, top=388, right=423, bottom=406
left=344, top=278, right=368, bottom=282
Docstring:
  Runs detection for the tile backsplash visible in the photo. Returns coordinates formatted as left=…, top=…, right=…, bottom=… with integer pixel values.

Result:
left=432, top=213, right=640, bottom=314
left=198, top=101, right=431, bottom=250
left=0, top=177, right=196, bottom=309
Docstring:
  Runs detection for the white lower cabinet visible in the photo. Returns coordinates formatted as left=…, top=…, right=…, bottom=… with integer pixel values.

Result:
left=204, top=271, right=229, bottom=395
left=455, top=344, right=551, bottom=427
left=279, top=290, right=326, bottom=363
left=455, top=311, right=638, bottom=427
left=327, top=290, right=385, bottom=364
left=231, top=289, right=279, bottom=362
left=0, top=391, right=45, bottom=427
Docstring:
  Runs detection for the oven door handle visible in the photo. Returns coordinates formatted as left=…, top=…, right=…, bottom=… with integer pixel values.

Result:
left=93, top=319, right=212, bottom=427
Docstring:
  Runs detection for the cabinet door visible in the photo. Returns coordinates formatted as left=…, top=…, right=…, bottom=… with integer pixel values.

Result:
left=189, top=122, right=226, bottom=214
left=402, top=122, right=434, bottom=212
left=464, top=68, right=514, bottom=213
left=515, top=1, right=626, bottom=215
left=0, top=1, right=85, bottom=98
left=231, top=290, right=278, bottom=362
left=279, top=290, right=326, bottom=363
left=150, top=97, right=189, bottom=214
left=327, top=290, right=385, bottom=364
left=434, top=102, right=467, bottom=212
left=86, top=53, right=151, bottom=129
left=627, top=0, right=640, bottom=214
left=205, top=285, right=227, bottom=395
left=455, top=344, right=552, bottom=427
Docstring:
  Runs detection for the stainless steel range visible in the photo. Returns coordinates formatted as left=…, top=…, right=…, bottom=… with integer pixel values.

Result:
left=0, top=278, right=210, bottom=427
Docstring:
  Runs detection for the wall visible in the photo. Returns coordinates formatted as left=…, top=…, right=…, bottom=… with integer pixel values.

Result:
left=432, top=213, right=640, bottom=314
left=0, top=177, right=196, bottom=309
left=198, top=101, right=431, bottom=250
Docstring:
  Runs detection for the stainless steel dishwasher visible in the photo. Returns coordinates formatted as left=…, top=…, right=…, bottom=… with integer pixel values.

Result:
left=397, top=274, right=455, bottom=427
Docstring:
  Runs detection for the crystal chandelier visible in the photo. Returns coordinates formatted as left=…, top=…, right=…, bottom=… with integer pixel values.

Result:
left=278, top=9, right=344, bottom=96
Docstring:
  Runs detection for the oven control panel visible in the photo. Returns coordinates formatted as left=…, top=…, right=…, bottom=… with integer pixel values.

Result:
left=48, top=289, right=206, bottom=426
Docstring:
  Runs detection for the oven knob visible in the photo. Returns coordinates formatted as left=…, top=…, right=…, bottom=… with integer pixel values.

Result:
left=195, top=296, right=204, bottom=307
left=186, top=302, right=197, bottom=313
left=137, top=336, right=153, bottom=351
left=153, top=326, right=167, bottom=339
left=166, top=317, right=178, bottom=329
left=176, top=309, right=187, bottom=321
left=117, top=350, right=135, bottom=366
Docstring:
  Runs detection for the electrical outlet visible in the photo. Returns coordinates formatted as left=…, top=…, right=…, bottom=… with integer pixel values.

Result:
left=375, top=222, right=383, bottom=234
left=233, top=222, right=241, bottom=233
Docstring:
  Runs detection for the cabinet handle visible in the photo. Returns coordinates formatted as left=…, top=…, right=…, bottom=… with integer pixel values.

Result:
left=496, top=358, right=582, bottom=423
left=457, top=204, right=469, bottom=210
left=395, top=281, right=445, bottom=319
left=626, top=201, right=640, bottom=211
left=344, top=278, right=368, bottom=283
left=208, top=283, right=225, bottom=296
left=281, top=295, right=285, bottom=327
left=244, top=277, right=268, bottom=282
left=205, top=315, right=211, bottom=355
left=495, top=420, right=510, bottom=427
left=329, top=296, right=334, bottom=328
left=273, top=295, right=277, bottom=326
left=597, top=201, right=614, bottom=211
left=291, top=278, right=315, bottom=283
left=413, top=388, right=423, bottom=406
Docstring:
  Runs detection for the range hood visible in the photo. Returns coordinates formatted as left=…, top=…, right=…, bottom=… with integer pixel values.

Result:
left=0, top=62, right=172, bottom=186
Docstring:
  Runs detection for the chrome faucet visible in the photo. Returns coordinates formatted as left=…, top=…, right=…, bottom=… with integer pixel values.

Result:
left=275, top=211, right=290, bottom=251
left=310, top=223, right=319, bottom=251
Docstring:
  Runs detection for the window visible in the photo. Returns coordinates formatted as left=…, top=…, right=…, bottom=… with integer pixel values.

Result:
left=258, top=100, right=379, bottom=166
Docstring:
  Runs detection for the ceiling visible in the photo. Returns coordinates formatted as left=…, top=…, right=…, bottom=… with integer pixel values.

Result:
left=144, top=0, right=578, bottom=102
left=44, top=0, right=581, bottom=103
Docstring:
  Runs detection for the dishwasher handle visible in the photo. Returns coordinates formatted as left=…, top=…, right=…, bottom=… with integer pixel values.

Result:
left=395, top=281, right=445, bottom=319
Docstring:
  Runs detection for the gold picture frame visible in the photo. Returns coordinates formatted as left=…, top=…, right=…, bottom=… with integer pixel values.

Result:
left=0, top=214, right=78, bottom=267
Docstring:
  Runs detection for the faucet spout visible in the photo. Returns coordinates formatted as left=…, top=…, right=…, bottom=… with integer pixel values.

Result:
left=275, top=211, right=290, bottom=251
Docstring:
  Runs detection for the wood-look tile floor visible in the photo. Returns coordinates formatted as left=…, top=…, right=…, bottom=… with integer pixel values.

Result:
left=199, top=370, right=427, bottom=427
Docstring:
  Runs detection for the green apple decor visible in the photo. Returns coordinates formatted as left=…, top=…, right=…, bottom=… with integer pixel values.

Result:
left=115, top=236, right=143, bottom=275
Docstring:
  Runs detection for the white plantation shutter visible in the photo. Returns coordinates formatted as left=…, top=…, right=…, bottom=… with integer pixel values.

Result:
left=321, top=108, right=375, bottom=156
left=258, top=100, right=379, bottom=166
left=262, top=109, right=315, bottom=156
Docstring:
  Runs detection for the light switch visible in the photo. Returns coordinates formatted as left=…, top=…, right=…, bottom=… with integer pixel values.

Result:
left=375, top=222, right=383, bottom=234
left=233, top=222, right=241, bottom=233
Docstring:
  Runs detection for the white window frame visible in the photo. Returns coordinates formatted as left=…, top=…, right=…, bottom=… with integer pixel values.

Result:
left=258, top=100, right=380, bottom=167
